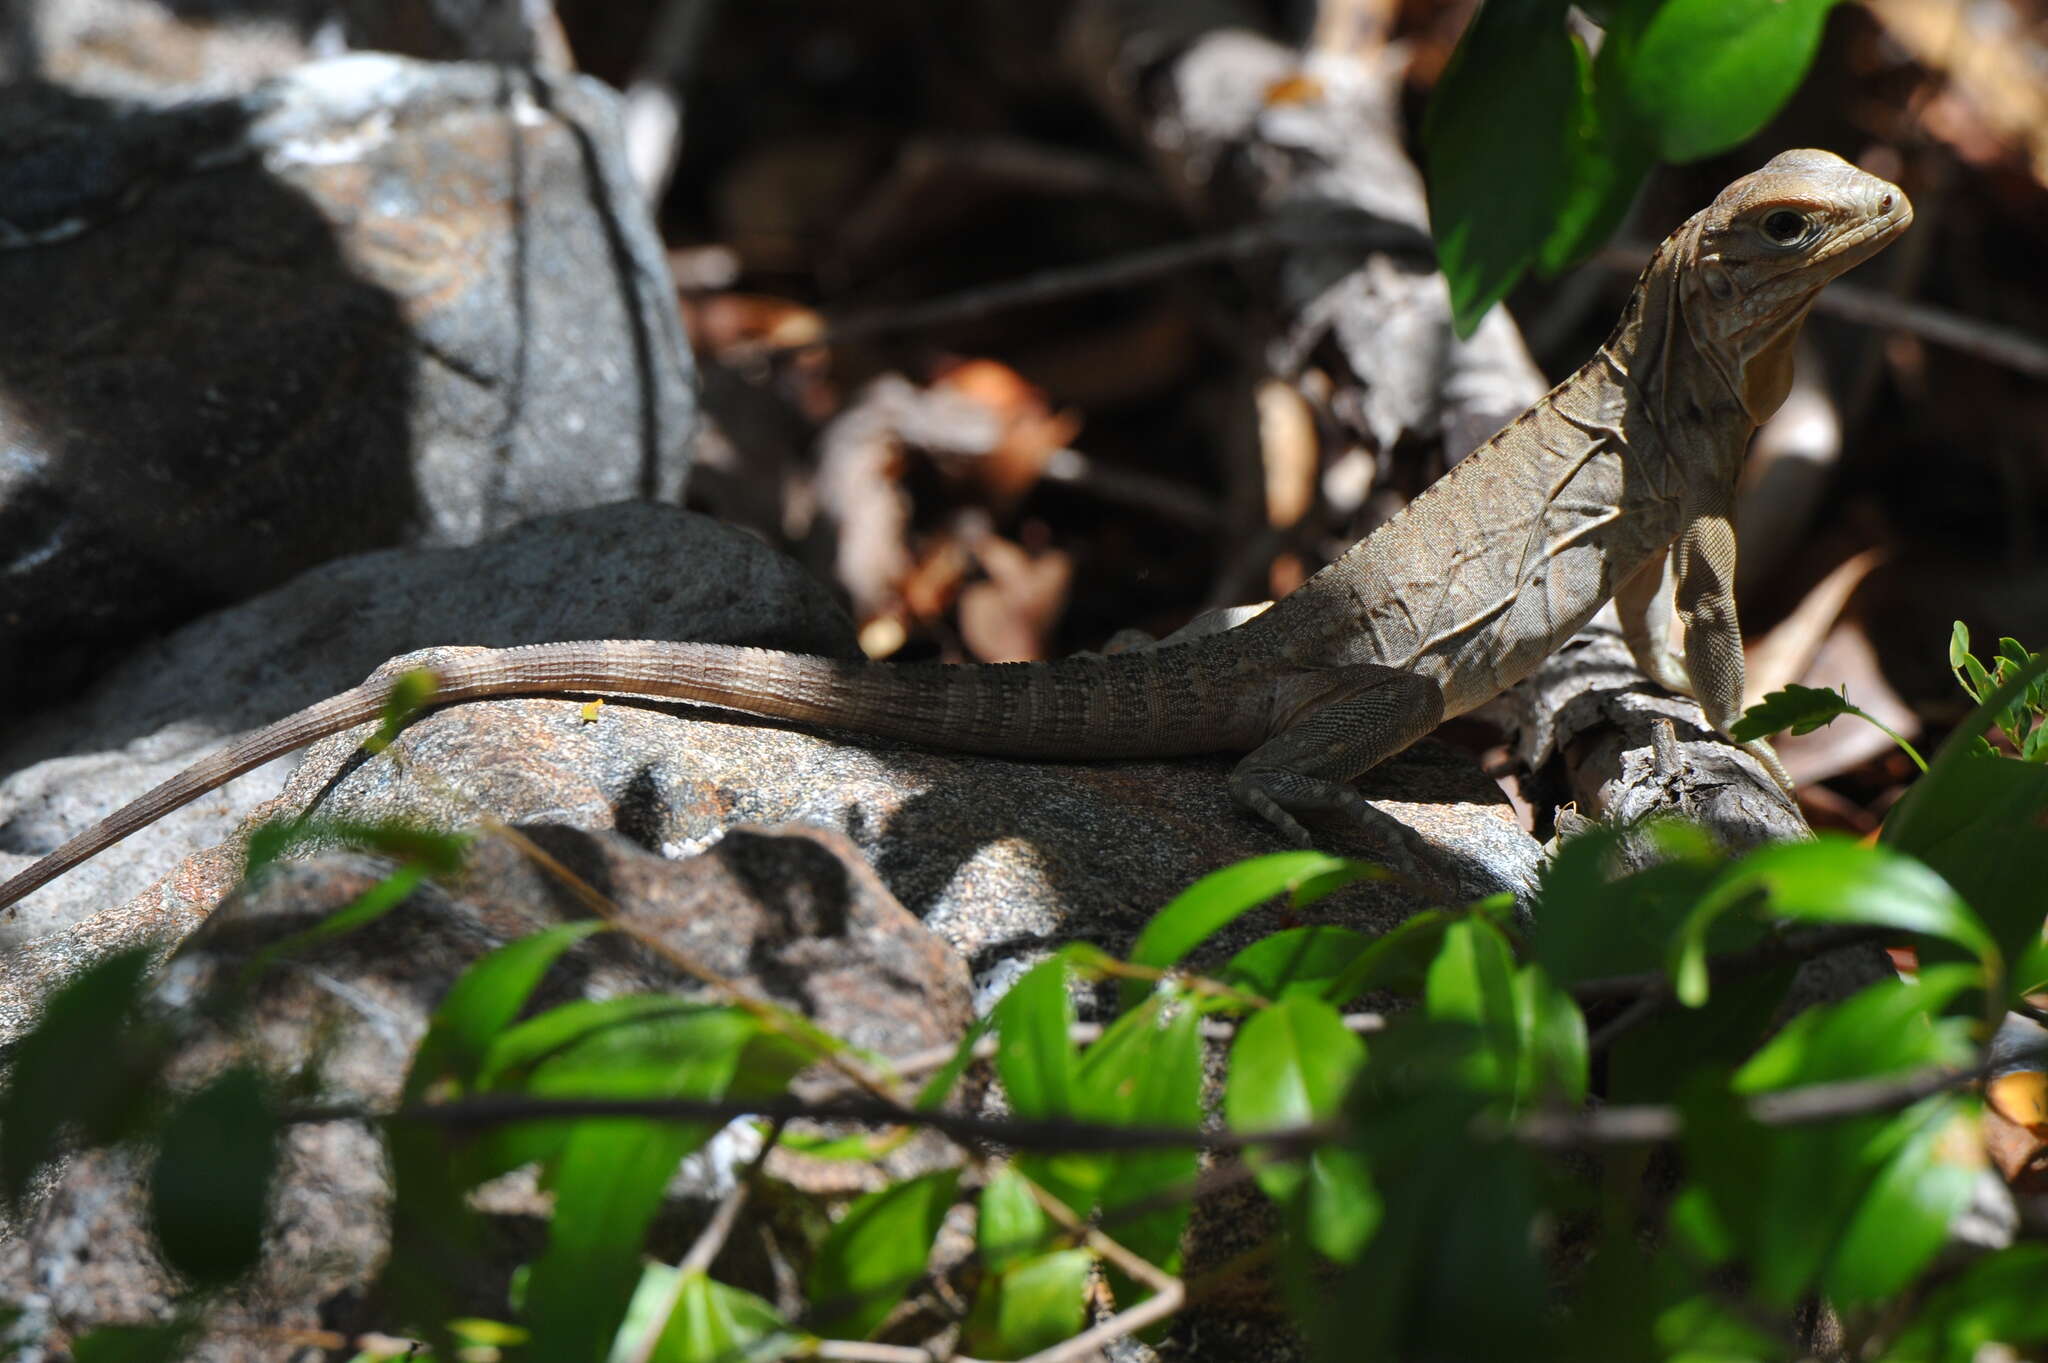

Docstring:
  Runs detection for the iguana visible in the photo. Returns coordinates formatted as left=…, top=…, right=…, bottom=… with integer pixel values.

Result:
left=0, top=149, right=1910, bottom=914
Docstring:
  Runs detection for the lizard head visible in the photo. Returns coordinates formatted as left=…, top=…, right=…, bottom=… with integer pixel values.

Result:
left=1677, top=148, right=1912, bottom=422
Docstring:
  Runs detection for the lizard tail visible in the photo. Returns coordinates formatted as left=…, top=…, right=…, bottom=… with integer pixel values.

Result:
left=0, top=680, right=394, bottom=914
left=0, top=637, right=1259, bottom=913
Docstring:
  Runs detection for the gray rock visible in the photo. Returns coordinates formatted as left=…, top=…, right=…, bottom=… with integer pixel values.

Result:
left=0, top=1, right=565, bottom=103
left=0, top=53, right=697, bottom=702
left=0, top=504, right=857, bottom=944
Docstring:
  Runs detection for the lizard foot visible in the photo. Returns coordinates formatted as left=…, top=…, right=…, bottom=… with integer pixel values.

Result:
left=1230, top=767, right=1430, bottom=883
left=1741, top=736, right=1798, bottom=795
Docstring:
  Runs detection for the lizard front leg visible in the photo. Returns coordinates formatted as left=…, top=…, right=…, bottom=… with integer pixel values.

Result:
left=1672, top=506, right=1796, bottom=791
left=1229, top=665, right=1445, bottom=867
left=1615, top=545, right=1693, bottom=696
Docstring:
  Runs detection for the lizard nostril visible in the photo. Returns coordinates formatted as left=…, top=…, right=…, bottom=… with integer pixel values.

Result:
left=1879, top=193, right=1894, bottom=213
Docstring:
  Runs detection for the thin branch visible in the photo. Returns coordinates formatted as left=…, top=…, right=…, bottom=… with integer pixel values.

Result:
left=289, top=1038, right=2048, bottom=1158
left=1585, top=989, right=1668, bottom=1054
left=813, top=1343, right=959, bottom=1363
left=865, top=1011, right=1386, bottom=1103
left=1514, top=1059, right=1997, bottom=1150
left=362, top=1091, right=1335, bottom=1155
left=766, top=215, right=1430, bottom=354
left=1569, top=923, right=1891, bottom=1004
left=1013, top=1176, right=1185, bottom=1363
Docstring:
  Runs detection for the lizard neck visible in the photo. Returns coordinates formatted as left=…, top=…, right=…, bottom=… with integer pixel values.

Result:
left=1254, top=232, right=1756, bottom=706
left=1598, top=220, right=1760, bottom=505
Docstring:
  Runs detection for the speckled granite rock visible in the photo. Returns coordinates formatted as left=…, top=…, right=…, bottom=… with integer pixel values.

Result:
left=0, top=503, right=857, bottom=945
left=0, top=823, right=969, bottom=1360
left=0, top=53, right=696, bottom=702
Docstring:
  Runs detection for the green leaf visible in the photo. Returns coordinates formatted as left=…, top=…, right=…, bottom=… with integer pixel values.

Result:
left=527, top=1117, right=713, bottom=1362
left=808, top=1170, right=961, bottom=1339
left=148, top=1068, right=279, bottom=1288
left=1125, top=852, right=1366, bottom=1006
left=1536, top=35, right=1655, bottom=273
left=1424, top=918, right=1523, bottom=1094
left=1681, top=970, right=1979, bottom=1307
left=1823, top=1097, right=1980, bottom=1305
left=239, top=861, right=433, bottom=983
left=244, top=816, right=469, bottom=884
left=1226, top=995, right=1376, bottom=1261
left=1327, top=1072, right=1549, bottom=1357
left=1220, top=926, right=1372, bottom=1002
left=2015, top=939, right=2048, bottom=999
left=1948, top=620, right=1972, bottom=677
left=1623, top=0, right=1844, bottom=161
left=1730, top=683, right=1854, bottom=743
left=1423, top=0, right=1585, bottom=334
left=1654, top=1293, right=1779, bottom=1363
left=403, top=920, right=608, bottom=1102
left=613, top=1267, right=794, bottom=1363
left=1880, top=1244, right=2048, bottom=1363
left=992, top=956, right=1077, bottom=1120
left=1896, top=646, right=2048, bottom=823
left=1226, top=997, right=1366, bottom=1175
left=962, top=1249, right=1093, bottom=1360
left=913, top=1012, right=994, bottom=1112
left=367, top=667, right=440, bottom=753
left=1885, top=752, right=2048, bottom=979
left=479, top=996, right=725, bottom=1091
left=978, top=1167, right=1052, bottom=1272
left=1082, top=996, right=1203, bottom=1277
left=69, top=1323, right=196, bottom=1363
left=1531, top=822, right=1724, bottom=987
left=1672, top=837, right=1994, bottom=1007
left=521, top=1006, right=798, bottom=1361
left=0, top=946, right=158, bottom=1203
left=1511, top=965, right=1588, bottom=1106
left=1963, top=654, right=1995, bottom=706
left=377, top=926, right=616, bottom=1363
left=1318, top=908, right=1458, bottom=1004
left=1735, top=966, right=1977, bottom=1094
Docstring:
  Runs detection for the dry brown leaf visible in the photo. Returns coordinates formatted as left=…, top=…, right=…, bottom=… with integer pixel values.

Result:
left=960, top=532, right=1074, bottom=663
left=1263, top=72, right=1326, bottom=105
left=1745, top=548, right=1887, bottom=704
left=1257, top=378, right=1320, bottom=528
left=683, top=293, right=826, bottom=355
left=815, top=378, right=918, bottom=618
left=1866, top=0, right=2048, bottom=186
left=931, top=359, right=1081, bottom=504
left=897, top=529, right=975, bottom=624
left=1985, top=1069, right=2048, bottom=1186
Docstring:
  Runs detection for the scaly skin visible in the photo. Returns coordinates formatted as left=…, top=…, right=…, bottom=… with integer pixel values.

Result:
left=0, top=149, right=1911, bottom=911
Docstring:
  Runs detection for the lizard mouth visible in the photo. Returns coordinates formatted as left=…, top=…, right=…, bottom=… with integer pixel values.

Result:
left=1816, top=186, right=1914, bottom=271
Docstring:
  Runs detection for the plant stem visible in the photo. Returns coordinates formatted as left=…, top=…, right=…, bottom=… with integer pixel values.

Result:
left=1850, top=705, right=1928, bottom=772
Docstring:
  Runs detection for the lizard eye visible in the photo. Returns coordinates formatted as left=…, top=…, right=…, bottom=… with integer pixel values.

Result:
left=1760, top=209, right=1810, bottom=246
